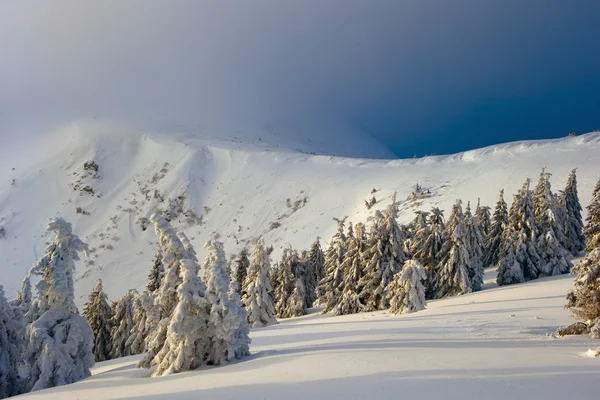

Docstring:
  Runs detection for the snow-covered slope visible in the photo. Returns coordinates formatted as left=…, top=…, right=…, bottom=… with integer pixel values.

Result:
left=1, top=122, right=599, bottom=307
left=15, top=269, right=600, bottom=400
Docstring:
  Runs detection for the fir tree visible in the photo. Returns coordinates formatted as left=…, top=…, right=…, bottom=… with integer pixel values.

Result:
left=464, top=201, right=485, bottom=291
left=287, top=279, right=307, bottom=317
left=533, top=169, right=572, bottom=276
left=483, top=189, right=508, bottom=268
left=234, top=247, right=250, bottom=297
left=316, top=217, right=347, bottom=311
left=82, top=279, right=113, bottom=362
left=386, top=260, right=427, bottom=314
left=273, top=248, right=299, bottom=318
left=411, top=207, right=445, bottom=299
left=11, top=275, right=32, bottom=316
left=306, top=238, right=325, bottom=306
left=333, top=222, right=367, bottom=315
left=241, top=241, right=277, bottom=327
left=475, top=198, right=492, bottom=237
left=24, top=217, right=94, bottom=392
left=0, top=285, right=24, bottom=399
left=146, top=248, right=164, bottom=293
left=561, top=169, right=586, bottom=255
left=202, top=240, right=251, bottom=365
left=125, top=291, right=154, bottom=355
left=358, top=194, right=407, bottom=310
left=583, top=178, right=600, bottom=252
left=110, top=290, right=137, bottom=359
left=496, top=179, right=541, bottom=285
left=434, top=200, right=472, bottom=298
left=298, top=250, right=316, bottom=308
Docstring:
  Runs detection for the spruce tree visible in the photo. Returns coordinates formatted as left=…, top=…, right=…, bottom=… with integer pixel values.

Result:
left=11, top=275, right=32, bottom=316
left=125, top=291, right=154, bottom=355
left=273, top=248, right=299, bottom=318
left=287, top=279, right=307, bottom=317
left=386, top=260, right=427, bottom=314
left=82, top=279, right=113, bottom=362
left=298, top=250, right=316, bottom=308
left=0, top=285, right=24, bottom=399
left=146, top=249, right=164, bottom=293
left=483, top=189, right=508, bottom=268
left=583, top=178, right=600, bottom=252
left=306, top=238, right=325, bottom=305
left=496, top=179, right=541, bottom=285
left=110, top=290, right=137, bottom=359
left=333, top=222, right=367, bottom=315
left=533, top=169, right=572, bottom=276
left=411, top=207, right=445, bottom=299
left=358, top=194, right=407, bottom=310
left=434, top=200, right=472, bottom=298
left=316, top=217, right=347, bottom=310
left=234, top=247, right=250, bottom=297
left=464, top=201, right=485, bottom=291
left=561, top=169, right=586, bottom=255
left=241, top=241, right=277, bottom=327
left=24, top=217, right=94, bottom=392
left=475, top=198, right=492, bottom=237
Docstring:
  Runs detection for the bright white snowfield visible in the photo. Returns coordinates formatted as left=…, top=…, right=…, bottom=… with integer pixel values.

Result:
left=16, top=269, right=599, bottom=400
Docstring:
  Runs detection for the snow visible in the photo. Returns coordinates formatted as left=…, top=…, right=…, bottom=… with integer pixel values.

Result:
left=15, top=268, right=599, bottom=400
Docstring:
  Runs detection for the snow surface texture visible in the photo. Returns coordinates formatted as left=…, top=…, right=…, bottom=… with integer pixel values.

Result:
left=1, top=121, right=600, bottom=309
left=15, top=269, right=600, bottom=400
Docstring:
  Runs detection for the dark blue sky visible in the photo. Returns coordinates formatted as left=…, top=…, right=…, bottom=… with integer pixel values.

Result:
left=1, top=1, right=599, bottom=158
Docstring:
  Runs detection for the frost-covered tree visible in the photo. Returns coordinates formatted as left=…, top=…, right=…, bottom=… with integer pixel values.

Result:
left=0, top=285, right=24, bottom=399
left=561, top=169, right=586, bottom=255
left=316, top=217, right=347, bottom=310
left=386, top=260, right=427, bottom=314
left=358, top=195, right=407, bottom=310
left=125, top=291, right=154, bottom=355
left=202, top=241, right=251, bottom=365
left=11, top=275, right=32, bottom=316
left=533, top=169, right=572, bottom=277
left=82, top=280, right=113, bottom=362
left=241, top=241, right=277, bottom=327
left=273, top=248, right=300, bottom=318
left=464, top=201, right=485, bottom=291
left=146, top=249, right=164, bottom=293
left=24, top=217, right=94, bottom=392
left=305, top=238, right=325, bottom=306
left=234, top=247, right=250, bottom=297
left=296, top=250, right=315, bottom=309
left=496, top=179, right=541, bottom=285
left=475, top=198, right=492, bottom=237
left=110, top=290, right=137, bottom=359
left=434, top=200, right=472, bottom=298
left=150, top=259, right=212, bottom=376
left=287, top=279, right=307, bottom=317
left=483, top=190, right=508, bottom=268
left=411, top=207, right=445, bottom=299
left=333, top=223, right=367, bottom=315
left=584, top=178, right=600, bottom=252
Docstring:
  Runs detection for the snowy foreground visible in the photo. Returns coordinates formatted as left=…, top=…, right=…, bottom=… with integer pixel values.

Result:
left=18, top=269, right=598, bottom=400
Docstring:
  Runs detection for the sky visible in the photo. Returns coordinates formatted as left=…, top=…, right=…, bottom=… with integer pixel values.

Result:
left=1, top=0, right=599, bottom=158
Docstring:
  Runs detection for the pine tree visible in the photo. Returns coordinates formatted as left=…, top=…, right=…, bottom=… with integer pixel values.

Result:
left=306, top=238, right=325, bottom=306
left=146, top=248, right=165, bottom=293
left=475, top=198, right=492, bottom=237
left=287, top=279, right=307, bottom=317
left=273, top=248, right=299, bottom=318
left=241, top=241, right=277, bottom=327
left=584, top=178, right=600, bottom=252
left=333, top=222, right=367, bottom=315
left=0, top=285, right=24, bottom=399
left=464, top=201, right=485, bottom=291
left=24, top=217, right=94, bottom=392
left=82, top=279, right=113, bottom=362
left=483, top=190, right=508, bottom=268
left=533, top=169, right=572, bottom=276
left=386, top=260, right=427, bottom=314
left=298, top=250, right=316, bottom=308
left=411, top=207, right=445, bottom=299
left=496, top=179, right=541, bottom=285
left=358, top=194, right=407, bottom=310
left=561, top=169, right=586, bottom=255
left=234, top=247, right=250, bottom=297
left=202, top=240, right=251, bottom=365
left=434, top=200, right=472, bottom=298
left=150, top=259, right=212, bottom=376
left=316, top=217, right=347, bottom=311
left=125, top=291, right=154, bottom=355
left=110, top=290, right=137, bottom=359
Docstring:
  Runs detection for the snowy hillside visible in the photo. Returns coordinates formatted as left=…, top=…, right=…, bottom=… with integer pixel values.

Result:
left=15, top=269, right=600, bottom=400
left=1, top=121, right=599, bottom=307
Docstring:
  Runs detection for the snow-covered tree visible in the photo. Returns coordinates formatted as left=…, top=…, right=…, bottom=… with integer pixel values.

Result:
left=434, top=200, right=472, bottom=298
left=295, top=250, right=315, bottom=309
left=11, top=275, right=32, bottom=316
left=483, top=190, right=508, bottom=268
left=82, top=279, right=113, bottom=362
left=533, top=169, right=572, bottom=277
left=358, top=194, right=407, bottom=310
left=146, top=249, right=164, bottom=293
left=109, top=290, right=137, bottom=359
left=125, top=291, right=154, bottom=355
left=273, top=248, right=300, bottom=318
left=386, top=260, right=427, bottom=314
left=24, top=217, right=94, bottom=392
left=584, top=178, right=600, bottom=252
left=241, top=241, right=277, bottom=327
left=464, top=201, right=485, bottom=291
left=333, top=222, right=367, bottom=315
left=202, top=240, right=251, bottom=365
left=411, top=207, right=445, bottom=299
left=305, top=238, right=325, bottom=307
left=496, top=179, right=541, bottom=285
left=234, top=247, right=250, bottom=297
left=287, top=279, right=307, bottom=317
left=150, top=259, right=212, bottom=376
left=0, top=285, right=24, bottom=399
left=316, top=217, right=347, bottom=310
left=561, top=169, right=586, bottom=256
left=475, top=198, right=492, bottom=237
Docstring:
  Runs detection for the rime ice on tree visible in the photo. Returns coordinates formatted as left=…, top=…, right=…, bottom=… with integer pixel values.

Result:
left=386, top=260, right=427, bottom=314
